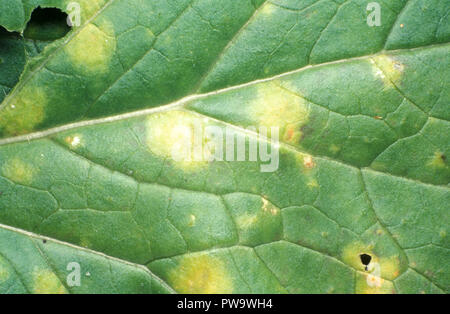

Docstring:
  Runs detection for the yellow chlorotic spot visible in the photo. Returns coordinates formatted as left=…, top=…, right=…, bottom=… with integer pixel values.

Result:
left=169, top=254, right=233, bottom=294
left=80, top=237, right=91, bottom=248
left=0, top=256, right=10, bottom=282
left=33, top=269, right=67, bottom=294
left=262, top=198, right=279, bottom=215
left=260, top=3, right=275, bottom=16
left=440, top=230, right=446, bottom=238
left=307, top=178, right=319, bottom=189
left=188, top=214, right=196, bottom=227
left=236, top=213, right=258, bottom=229
left=0, top=85, right=46, bottom=136
left=2, top=158, right=36, bottom=185
left=249, top=81, right=309, bottom=145
left=356, top=273, right=395, bottom=294
left=378, top=256, right=401, bottom=280
left=427, top=151, right=447, bottom=169
left=146, top=111, right=214, bottom=171
left=329, top=144, right=340, bottom=154
left=65, top=22, right=116, bottom=74
left=371, top=55, right=404, bottom=87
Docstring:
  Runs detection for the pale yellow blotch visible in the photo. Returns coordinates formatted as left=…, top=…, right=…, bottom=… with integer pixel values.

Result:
left=80, top=237, right=91, bottom=248
left=2, top=158, right=36, bottom=185
left=427, top=151, right=447, bottom=169
left=33, top=269, right=67, bottom=294
left=236, top=213, right=258, bottom=229
left=169, top=254, right=233, bottom=294
left=367, top=274, right=383, bottom=287
left=378, top=256, right=401, bottom=280
left=249, top=82, right=309, bottom=145
left=146, top=111, right=214, bottom=171
left=262, top=197, right=279, bottom=216
left=355, top=273, right=395, bottom=294
left=65, top=22, right=116, bottom=74
left=371, top=55, right=404, bottom=87
left=188, top=214, right=196, bottom=227
left=0, top=85, right=46, bottom=136
left=329, top=144, right=341, bottom=154
left=0, top=256, right=10, bottom=282
left=307, top=178, right=319, bottom=189
left=260, top=3, right=276, bottom=16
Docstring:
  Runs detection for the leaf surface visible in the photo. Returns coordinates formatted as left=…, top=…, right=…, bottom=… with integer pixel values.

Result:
left=0, top=0, right=448, bottom=294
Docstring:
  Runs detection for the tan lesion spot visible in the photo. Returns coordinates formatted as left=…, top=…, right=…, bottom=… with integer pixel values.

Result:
left=303, top=155, right=315, bottom=169
left=64, top=134, right=83, bottom=149
left=371, top=55, right=405, bottom=88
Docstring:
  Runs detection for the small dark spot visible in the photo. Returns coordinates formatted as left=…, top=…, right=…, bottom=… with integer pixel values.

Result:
left=441, top=154, right=446, bottom=161
left=360, top=253, right=372, bottom=271
left=42, top=239, right=47, bottom=244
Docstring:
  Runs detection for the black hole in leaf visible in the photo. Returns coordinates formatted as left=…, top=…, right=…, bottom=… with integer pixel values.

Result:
left=360, top=254, right=372, bottom=271
left=42, top=239, right=47, bottom=244
left=23, top=7, right=71, bottom=41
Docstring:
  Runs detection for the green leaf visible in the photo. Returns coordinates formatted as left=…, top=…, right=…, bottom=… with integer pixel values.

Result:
left=0, top=0, right=448, bottom=294
left=0, top=224, right=174, bottom=293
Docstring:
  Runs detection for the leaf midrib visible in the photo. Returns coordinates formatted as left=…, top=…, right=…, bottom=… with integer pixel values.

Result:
left=0, top=42, right=449, bottom=189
